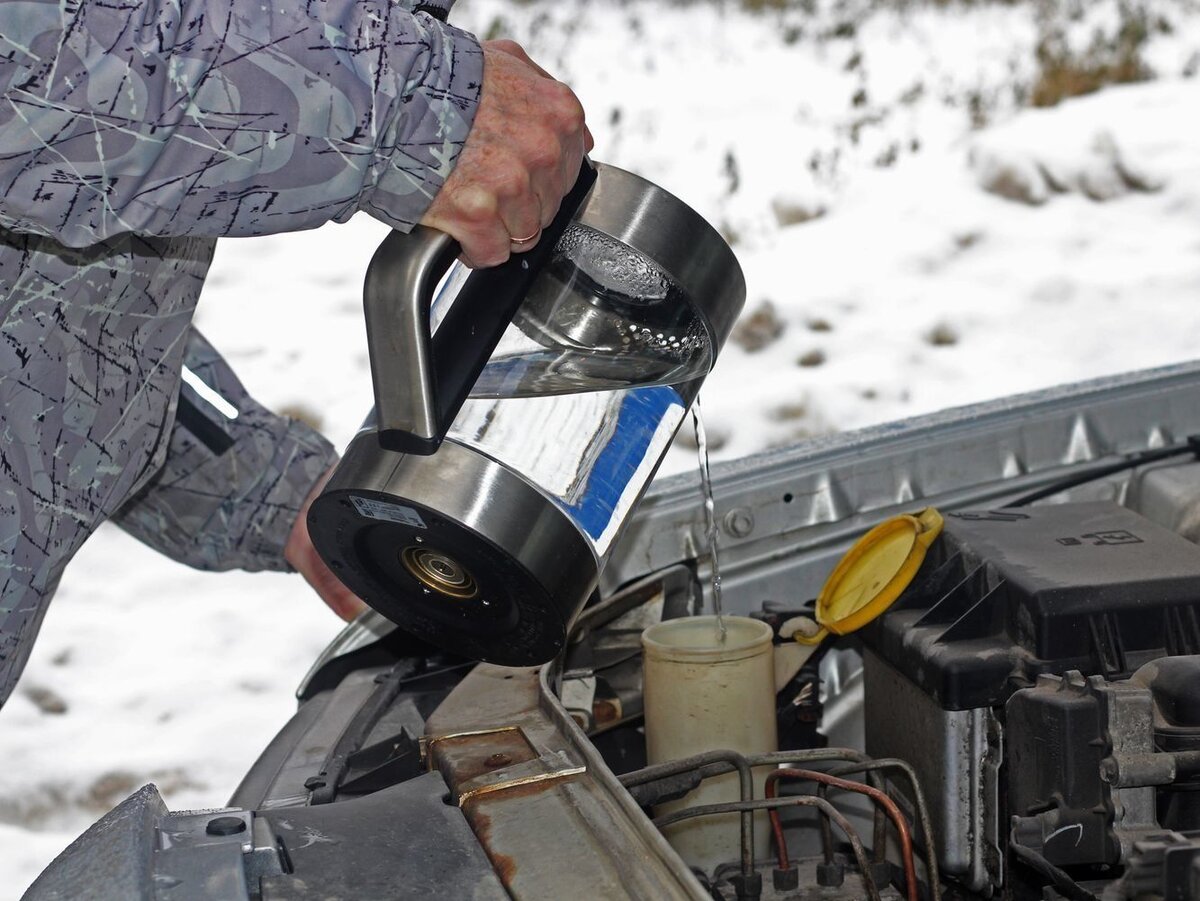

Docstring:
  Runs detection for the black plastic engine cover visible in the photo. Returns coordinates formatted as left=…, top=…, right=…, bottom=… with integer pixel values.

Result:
left=861, top=501, right=1200, bottom=711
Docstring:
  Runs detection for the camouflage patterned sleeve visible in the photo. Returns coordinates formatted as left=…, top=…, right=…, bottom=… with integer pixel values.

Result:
left=110, top=331, right=338, bottom=573
left=0, top=0, right=483, bottom=248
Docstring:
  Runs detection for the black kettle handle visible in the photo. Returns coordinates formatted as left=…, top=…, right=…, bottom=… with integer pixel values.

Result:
left=364, top=161, right=598, bottom=455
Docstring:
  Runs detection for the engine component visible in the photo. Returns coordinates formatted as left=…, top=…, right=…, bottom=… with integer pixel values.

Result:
left=1110, top=830, right=1200, bottom=900
left=863, top=650, right=1004, bottom=892
left=643, top=616, right=778, bottom=872
left=559, top=565, right=698, bottom=736
left=862, top=501, right=1200, bottom=894
left=866, top=501, right=1200, bottom=711
left=1133, top=656, right=1200, bottom=832
left=1007, top=670, right=1162, bottom=867
left=797, top=507, right=944, bottom=646
left=24, top=775, right=508, bottom=901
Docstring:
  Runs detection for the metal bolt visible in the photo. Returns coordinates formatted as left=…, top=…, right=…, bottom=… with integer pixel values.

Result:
left=485, top=753, right=512, bottom=768
left=723, top=507, right=755, bottom=538
left=1100, top=758, right=1119, bottom=784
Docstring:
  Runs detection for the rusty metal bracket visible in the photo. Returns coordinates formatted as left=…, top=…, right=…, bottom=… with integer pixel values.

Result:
left=456, top=758, right=588, bottom=806
left=420, top=726, right=521, bottom=767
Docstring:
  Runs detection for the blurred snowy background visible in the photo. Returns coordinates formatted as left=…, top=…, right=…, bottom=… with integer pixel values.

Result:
left=3, top=0, right=1200, bottom=892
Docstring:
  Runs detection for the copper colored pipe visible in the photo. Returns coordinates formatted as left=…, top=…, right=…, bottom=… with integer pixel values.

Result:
left=651, top=795, right=881, bottom=901
left=765, top=768, right=919, bottom=901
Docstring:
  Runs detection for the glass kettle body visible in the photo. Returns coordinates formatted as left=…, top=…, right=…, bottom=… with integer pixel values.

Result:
left=307, top=162, right=745, bottom=665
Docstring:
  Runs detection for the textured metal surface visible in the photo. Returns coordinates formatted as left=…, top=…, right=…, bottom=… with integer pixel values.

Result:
left=24, top=786, right=290, bottom=901
left=22, top=784, right=165, bottom=901
left=259, top=772, right=507, bottom=900
left=1131, top=461, right=1200, bottom=543
left=863, top=651, right=1003, bottom=894
left=1094, top=676, right=1163, bottom=861
left=424, top=663, right=706, bottom=900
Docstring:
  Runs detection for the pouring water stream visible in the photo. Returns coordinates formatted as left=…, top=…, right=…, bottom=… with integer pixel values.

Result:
left=691, top=399, right=726, bottom=643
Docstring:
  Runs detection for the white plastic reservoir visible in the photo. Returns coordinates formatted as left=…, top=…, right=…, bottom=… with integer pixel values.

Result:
left=642, top=615, right=778, bottom=872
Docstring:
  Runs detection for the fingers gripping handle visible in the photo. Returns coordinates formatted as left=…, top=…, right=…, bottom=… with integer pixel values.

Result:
left=363, top=161, right=598, bottom=455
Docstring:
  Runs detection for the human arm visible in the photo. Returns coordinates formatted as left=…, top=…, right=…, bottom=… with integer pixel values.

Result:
left=0, top=1, right=590, bottom=264
left=110, top=330, right=362, bottom=620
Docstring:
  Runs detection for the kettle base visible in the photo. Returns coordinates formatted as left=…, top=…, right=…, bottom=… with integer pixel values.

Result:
left=307, top=434, right=600, bottom=666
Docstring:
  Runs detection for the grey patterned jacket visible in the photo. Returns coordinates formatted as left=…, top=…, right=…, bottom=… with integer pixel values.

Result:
left=0, top=0, right=483, bottom=706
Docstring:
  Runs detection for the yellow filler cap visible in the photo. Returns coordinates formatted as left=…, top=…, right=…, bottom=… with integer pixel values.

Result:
left=796, top=507, right=944, bottom=646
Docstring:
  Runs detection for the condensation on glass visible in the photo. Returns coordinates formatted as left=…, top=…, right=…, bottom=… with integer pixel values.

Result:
left=432, top=223, right=714, bottom=400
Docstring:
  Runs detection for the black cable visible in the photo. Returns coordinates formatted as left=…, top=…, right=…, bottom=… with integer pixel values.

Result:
left=1009, top=842, right=1099, bottom=901
left=1002, top=439, right=1199, bottom=508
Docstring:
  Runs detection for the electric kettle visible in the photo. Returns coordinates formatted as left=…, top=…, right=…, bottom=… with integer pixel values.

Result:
left=307, top=161, right=745, bottom=665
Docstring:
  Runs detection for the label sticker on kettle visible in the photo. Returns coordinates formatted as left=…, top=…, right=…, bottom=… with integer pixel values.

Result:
left=349, top=496, right=427, bottom=529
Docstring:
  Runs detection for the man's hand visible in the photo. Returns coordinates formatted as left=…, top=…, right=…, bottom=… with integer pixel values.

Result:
left=419, top=40, right=594, bottom=268
left=285, top=464, right=368, bottom=622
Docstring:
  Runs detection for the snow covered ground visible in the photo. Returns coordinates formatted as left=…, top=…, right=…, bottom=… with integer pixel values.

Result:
left=3, top=0, right=1200, bottom=894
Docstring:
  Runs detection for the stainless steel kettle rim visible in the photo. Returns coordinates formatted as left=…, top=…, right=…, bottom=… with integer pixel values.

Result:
left=570, top=163, right=745, bottom=352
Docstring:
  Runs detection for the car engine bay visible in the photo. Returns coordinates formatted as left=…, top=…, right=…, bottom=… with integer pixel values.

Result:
left=24, top=365, right=1200, bottom=901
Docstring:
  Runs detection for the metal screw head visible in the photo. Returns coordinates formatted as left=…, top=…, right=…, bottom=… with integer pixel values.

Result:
left=485, top=753, right=512, bottom=768
left=723, top=507, right=755, bottom=538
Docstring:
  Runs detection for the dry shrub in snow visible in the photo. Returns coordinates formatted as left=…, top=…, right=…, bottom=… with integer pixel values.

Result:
left=772, top=194, right=827, bottom=227
left=971, top=119, right=1163, bottom=204
left=732, top=300, right=786, bottom=352
left=1030, top=0, right=1155, bottom=108
left=926, top=323, right=960, bottom=347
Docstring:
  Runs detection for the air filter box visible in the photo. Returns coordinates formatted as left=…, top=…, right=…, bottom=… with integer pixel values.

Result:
left=862, top=500, right=1200, bottom=712
left=860, top=501, right=1200, bottom=891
